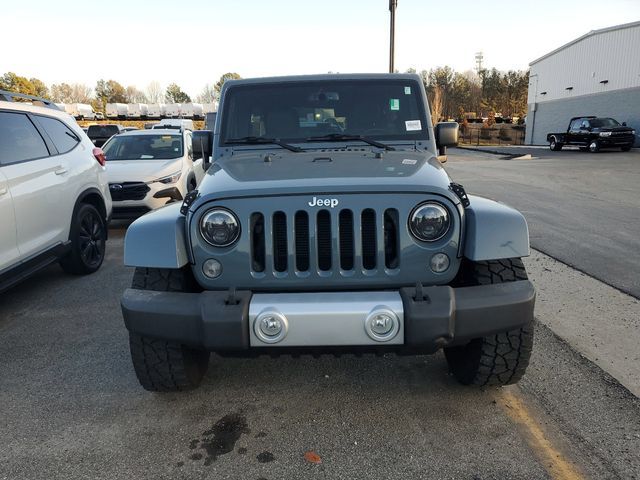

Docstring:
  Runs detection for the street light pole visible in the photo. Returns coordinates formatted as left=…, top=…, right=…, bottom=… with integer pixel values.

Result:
left=389, top=0, right=397, bottom=73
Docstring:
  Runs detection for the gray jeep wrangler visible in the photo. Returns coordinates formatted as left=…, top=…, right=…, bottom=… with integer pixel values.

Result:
left=121, top=74, right=535, bottom=392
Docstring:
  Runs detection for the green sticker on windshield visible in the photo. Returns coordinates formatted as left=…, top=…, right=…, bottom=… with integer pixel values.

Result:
left=390, top=98, right=400, bottom=111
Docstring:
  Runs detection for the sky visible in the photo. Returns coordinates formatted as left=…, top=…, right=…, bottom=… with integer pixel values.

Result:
left=2, top=0, right=639, bottom=98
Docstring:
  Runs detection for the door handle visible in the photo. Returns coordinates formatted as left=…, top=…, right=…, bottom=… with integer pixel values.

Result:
left=55, top=167, right=68, bottom=175
left=0, top=186, right=7, bottom=196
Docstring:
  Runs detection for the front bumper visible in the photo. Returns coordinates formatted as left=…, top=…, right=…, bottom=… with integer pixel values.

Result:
left=121, top=281, right=535, bottom=353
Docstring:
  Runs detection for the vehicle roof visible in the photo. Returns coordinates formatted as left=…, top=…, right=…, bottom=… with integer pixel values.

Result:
left=223, top=73, right=422, bottom=88
left=116, top=129, right=183, bottom=137
left=0, top=99, right=70, bottom=119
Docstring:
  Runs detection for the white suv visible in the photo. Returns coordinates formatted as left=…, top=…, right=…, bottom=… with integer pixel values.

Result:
left=102, top=128, right=206, bottom=219
left=0, top=91, right=113, bottom=292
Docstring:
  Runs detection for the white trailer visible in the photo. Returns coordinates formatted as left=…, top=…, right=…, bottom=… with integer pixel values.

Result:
left=127, top=103, right=149, bottom=119
left=165, top=103, right=181, bottom=118
left=106, top=103, right=128, bottom=119
left=180, top=103, right=195, bottom=119
left=146, top=103, right=166, bottom=119
left=202, top=103, right=217, bottom=114
left=191, top=103, right=204, bottom=119
left=65, top=103, right=95, bottom=120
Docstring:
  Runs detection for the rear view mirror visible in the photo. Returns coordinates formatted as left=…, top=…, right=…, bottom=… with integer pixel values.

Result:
left=192, top=130, right=213, bottom=167
left=435, top=122, right=459, bottom=156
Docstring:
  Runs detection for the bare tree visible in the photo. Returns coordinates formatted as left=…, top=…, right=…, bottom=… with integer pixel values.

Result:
left=126, top=85, right=148, bottom=103
left=195, top=84, right=216, bottom=103
left=146, top=81, right=163, bottom=103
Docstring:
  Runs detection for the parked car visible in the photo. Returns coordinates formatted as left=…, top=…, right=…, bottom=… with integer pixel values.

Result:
left=127, top=103, right=149, bottom=119
left=120, top=74, right=535, bottom=392
left=0, top=90, right=112, bottom=292
left=95, top=112, right=104, bottom=121
left=179, top=103, right=195, bottom=119
left=102, top=128, right=207, bottom=219
left=106, top=103, right=128, bottom=119
left=152, top=119, right=194, bottom=131
left=87, top=124, right=125, bottom=147
left=547, top=116, right=636, bottom=152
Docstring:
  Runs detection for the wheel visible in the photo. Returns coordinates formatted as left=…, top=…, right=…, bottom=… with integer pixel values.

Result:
left=444, top=258, right=533, bottom=387
left=60, top=203, right=106, bottom=275
left=129, top=267, right=209, bottom=391
left=549, top=138, right=563, bottom=151
left=621, top=145, right=632, bottom=152
left=588, top=140, right=600, bottom=152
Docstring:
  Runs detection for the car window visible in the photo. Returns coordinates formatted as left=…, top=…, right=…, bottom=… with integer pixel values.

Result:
left=569, top=119, right=582, bottom=130
left=221, top=79, right=428, bottom=143
left=0, top=111, right=50, bottom=165
left=590, top=118, right=620, bottom=128
left=35, top=115, right=80, bottom=154
left=103, top=134, right=183, bottom=160
left=580, top=120, right=590, bottom=129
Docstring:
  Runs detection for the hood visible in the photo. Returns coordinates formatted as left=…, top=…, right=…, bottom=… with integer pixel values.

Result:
left=197, top=149, right=453, bottom=199
left=106, top=158, right=182, bottom=183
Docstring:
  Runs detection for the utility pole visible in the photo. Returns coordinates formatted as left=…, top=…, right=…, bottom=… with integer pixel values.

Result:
left=389, top=0, right=398, bottom=73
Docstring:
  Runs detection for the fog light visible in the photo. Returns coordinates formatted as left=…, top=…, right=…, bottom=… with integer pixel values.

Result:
left=254, top=310, right=288, bottom=344
left=365, top=307, right=399, bottom=342
left=202, top=258, right=222, bottom=278
left=430, top=253, right=450, bottom=273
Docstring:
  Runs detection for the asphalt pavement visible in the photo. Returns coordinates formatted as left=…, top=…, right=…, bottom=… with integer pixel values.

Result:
left=447, top=147, right=640, bottom=298
left=2, top=149, right=640, bottom=479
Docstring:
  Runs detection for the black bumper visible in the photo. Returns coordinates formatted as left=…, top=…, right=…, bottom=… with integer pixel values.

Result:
left=121, top=281, right=535, bottom=353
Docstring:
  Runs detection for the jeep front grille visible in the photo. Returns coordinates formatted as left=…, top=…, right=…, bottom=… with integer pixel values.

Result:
left=250, top=208, right=401, bottom=276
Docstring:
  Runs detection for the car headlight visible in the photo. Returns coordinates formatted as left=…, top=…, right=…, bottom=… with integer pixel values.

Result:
left=599, top=132, right=612, bottom=137
left=632, top=130, right=636, bottom=135
left=200, top=208, right=240, bottom=247
left=153, top=171, right=182, bottom=184
left=409, top=202, right=450, bottom=242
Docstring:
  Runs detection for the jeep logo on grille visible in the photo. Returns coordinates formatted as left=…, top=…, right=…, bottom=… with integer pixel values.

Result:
left=308, top=196, right=339, bottom=208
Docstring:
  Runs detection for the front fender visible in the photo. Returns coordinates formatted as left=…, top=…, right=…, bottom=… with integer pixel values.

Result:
left=463, top=195, right=530, bottom=261
left=124, top=203, right=189, bottom=268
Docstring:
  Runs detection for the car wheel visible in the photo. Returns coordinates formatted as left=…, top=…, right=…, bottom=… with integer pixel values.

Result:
left=128, top=267, right=209, bottom=392
left=60, top=203, right=106, bottom=275
left=549, top=138, right=562, bottom=151
left=589, top=140, right=600, bottom=153
left=444, top=258, right=533, bottom=386
left=621, top=145, right=632, bottom=152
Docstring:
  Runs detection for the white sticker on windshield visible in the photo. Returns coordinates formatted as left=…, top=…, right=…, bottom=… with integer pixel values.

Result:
left=390, top=98, right=400, bottom=110
left=402, top=158, right=417, bottom=165
left=405, top=120, right=422, bottom=131
left=404, top=86, right=411, bottom=95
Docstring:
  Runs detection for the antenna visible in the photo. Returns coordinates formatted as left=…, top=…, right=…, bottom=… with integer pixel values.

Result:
left=475, top=51, right=484, bottom=74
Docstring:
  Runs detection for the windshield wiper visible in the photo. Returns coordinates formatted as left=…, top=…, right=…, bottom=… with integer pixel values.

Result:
left=306, top=133, right=395, bottom=151
left=225, top=136, right=302, bottom=153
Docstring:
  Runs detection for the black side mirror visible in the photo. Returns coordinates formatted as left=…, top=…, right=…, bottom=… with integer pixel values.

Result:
left=434, top=122, right=459, bottom=158
left=192, top=130, right=213, bottom=167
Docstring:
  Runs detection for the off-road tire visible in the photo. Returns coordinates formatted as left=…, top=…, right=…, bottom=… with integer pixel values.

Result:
left=444, top=258, right=533, bottom=386
left=129, top=267, right=209, bottom=391
left=549, top=138, right=563, bottom=151
left=60, top=203, right=106, bottom=275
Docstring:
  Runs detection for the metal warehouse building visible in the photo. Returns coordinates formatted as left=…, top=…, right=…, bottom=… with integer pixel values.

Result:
left=525, top=21, right=640, bottom=146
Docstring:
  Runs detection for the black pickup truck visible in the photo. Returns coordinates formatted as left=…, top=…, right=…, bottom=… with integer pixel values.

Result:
left=87, top=124, right=125, bottom=147
left=547, top=117, right=635, bottom=152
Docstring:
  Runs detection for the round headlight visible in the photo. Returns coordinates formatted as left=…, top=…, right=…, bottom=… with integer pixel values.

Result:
left=200, top=208, right=240, bottom=247
left=409, top=202, right=450, bottom=242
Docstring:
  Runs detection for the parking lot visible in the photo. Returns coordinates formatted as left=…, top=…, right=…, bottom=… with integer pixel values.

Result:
left=2, top=148, right=640, bottom=480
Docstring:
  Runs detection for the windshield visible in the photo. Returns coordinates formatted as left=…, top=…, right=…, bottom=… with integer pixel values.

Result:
left=221, top=79, right=428, bottom=144
left=590, top=118, right=620, bottom=128
left=103, top=134, right=183, bottom=160
left=87, top=125, right=120, bottom=138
